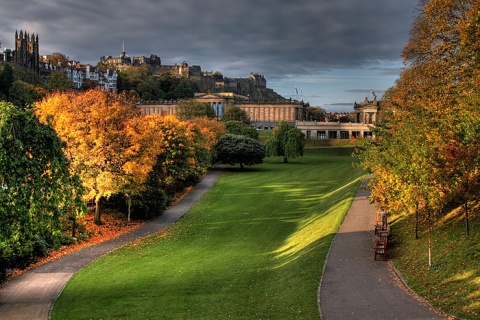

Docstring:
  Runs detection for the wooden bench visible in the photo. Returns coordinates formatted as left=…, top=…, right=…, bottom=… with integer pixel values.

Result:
left=374, top=210, right=389, bottom=235
left=374, top=210, right=390, bottom=260
left=374, top=239, right=387, bottom=260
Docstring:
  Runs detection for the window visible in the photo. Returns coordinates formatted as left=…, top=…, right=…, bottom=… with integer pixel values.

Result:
left=306, top=130, right=311, bottom=139
left=328, top=131, right=338, bottom=139
left=317, top=131, right=326, bottom=139
left=340, top=131, right=349, bottom=139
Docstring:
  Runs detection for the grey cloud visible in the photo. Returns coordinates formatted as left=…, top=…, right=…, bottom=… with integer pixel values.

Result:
left=1, top=0, right=418, bottom=80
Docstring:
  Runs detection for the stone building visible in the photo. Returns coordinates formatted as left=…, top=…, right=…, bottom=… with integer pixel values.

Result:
left=14, top=30, right=40, bottom=73
left=139, top=95, right=379, bottom=139
left=295, top=97, right=380, bottom=140
left=140, top=92, right=308, bottom=130
left=100, top=51, right=131, bottom=68
left=354, top=97, right=380, bottom=124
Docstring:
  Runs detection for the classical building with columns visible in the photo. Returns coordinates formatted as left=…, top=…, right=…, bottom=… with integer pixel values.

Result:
left=295, top=97, right=380, bottom=140
left=139, top=94, right=379, bottom=139
left=140, top=92, right=309, bottom=130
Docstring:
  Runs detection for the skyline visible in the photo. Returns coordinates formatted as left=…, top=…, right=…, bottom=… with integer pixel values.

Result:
left=0, top=0, right=420, bottom=112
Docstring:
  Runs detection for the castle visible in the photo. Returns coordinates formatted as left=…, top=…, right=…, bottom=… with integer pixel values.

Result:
left=100, top=49, right=283, bottom=102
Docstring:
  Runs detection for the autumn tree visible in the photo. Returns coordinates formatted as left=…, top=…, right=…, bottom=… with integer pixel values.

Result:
left=265, top=121, right=305, bottom=163
left=120, top=115, right=167, bottom=221
left=216, top=134, right=265, bottom=169
left=35, top=90, right=142, bottom=224
left=356, top=0, right=480, bottom=266
left=153, top=116, right=210, bottom=195
left=48, top=52, right=68, bottom=67
left=188, top=116, right=227, bottom=160
left=0, top=102, right=84, bottom=277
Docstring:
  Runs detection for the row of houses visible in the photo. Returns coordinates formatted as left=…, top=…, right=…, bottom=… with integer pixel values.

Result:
left=64, top=63, right=118, bottom=90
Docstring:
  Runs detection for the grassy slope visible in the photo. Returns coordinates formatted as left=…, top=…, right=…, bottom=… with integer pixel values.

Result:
left=390, top=207, right=480, bottom=319
left=52, top=148, right=364, bottom=320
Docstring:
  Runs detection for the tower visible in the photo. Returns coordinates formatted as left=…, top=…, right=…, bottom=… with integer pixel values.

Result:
left=14, top=30, right=40, bottom=73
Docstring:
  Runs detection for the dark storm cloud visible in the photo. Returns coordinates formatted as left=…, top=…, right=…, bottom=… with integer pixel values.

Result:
left=0, top=0, right=418, bottom=78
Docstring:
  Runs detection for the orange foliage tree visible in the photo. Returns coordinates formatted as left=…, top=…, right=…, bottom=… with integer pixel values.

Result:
left=355, top=0, right=480, bottom=266
left=35, top=90, right=156, bottom=224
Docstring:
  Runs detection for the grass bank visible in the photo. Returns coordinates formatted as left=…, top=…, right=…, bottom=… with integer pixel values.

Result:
left=390, top=208, right=480, bottom=319
left=52, top=148, right=364, bottom=319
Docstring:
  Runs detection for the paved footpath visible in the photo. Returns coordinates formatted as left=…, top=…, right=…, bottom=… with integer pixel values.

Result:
left=1, top=169, right=451, bottom=320
left=318, top=180, right=449, bottom=320
left=0, top=167, right=222, bottom=320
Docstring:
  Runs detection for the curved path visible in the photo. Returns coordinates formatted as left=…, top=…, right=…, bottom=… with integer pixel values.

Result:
left=1, top=169, right=449, bottom=320
left=318, top=180, right=448, bottom=319
left=0, top=167, right=223, bottom=320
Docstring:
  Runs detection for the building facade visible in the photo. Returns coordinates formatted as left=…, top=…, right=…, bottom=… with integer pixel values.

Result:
left=295, top=98, right=380, bottom=140
left=140, top=96, right=379, bottom=139
left=65, top=64, right=118, bottom=91
left=140, top=92, right=309, bottom=130
left=14, top=30, right=40, bottom=73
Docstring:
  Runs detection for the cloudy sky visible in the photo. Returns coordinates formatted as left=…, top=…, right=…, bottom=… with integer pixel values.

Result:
left=0, top=0, right=419, bottom=112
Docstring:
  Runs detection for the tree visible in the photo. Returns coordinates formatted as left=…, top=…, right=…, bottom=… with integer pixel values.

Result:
left=48, top=52, right=68, bottom=67
left=8, top=80, right=47, bottom=108
left=265, top=121, right=305, bottom=163
left=176, top=99, right=215, bottom=120
left=0, top=64, right=14, bottom=99
left=355, top=0, right=480, bottom=266
left=188, top=117, right=227, bottom=160
left=120, top=115, right=166, bottom=222
left=216, top=134, right=265, bottom=169
left=116, top=67, right=197, bottom=101
left=153, top=116, right=209, bottom=194
left=221, top=106, right=250, bottom=123
left=47, top=70, right=73, bottom=92
left=35, top=90, right=142, bottom=225
left=0, top=102, right=84, bottom=277
left=306, top=106, right=326, bottom=121
left=225, top=120, right=258, bottom=140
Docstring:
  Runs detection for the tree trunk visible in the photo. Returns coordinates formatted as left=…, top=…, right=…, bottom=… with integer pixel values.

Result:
left=71, top=218, right=76, bottom=238
left=127, top=196, right=132, bottom=223
left=415, top=203, right=419, bottom=239
left=464, top=197, right=470, bottom=237
left=94, top=197, right=102, bottom=225
left=427, top=209, right=432, bottom=268
left=283, top=156, right=288, bottom=163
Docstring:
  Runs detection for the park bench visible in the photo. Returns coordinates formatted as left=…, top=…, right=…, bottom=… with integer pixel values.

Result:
left=374, top=239, right=387, bottom=260
left=374, top=211, right=390, bottom=260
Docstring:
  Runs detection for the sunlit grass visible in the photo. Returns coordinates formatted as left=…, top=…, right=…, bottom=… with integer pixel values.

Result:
left=390, top=209, right=480, bottom=319
left=51, top=148, right=364, bottom=319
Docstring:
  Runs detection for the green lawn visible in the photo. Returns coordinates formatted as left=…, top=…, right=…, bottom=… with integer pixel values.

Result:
left=390, top=208, right=480, bottom=319
left=52, top=148, right=364, bottom=320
